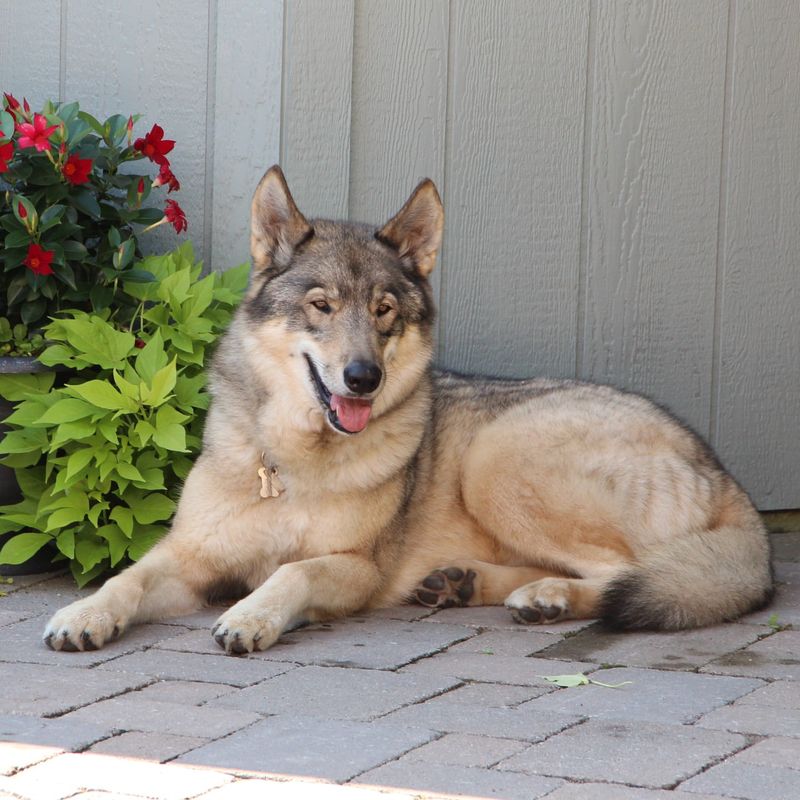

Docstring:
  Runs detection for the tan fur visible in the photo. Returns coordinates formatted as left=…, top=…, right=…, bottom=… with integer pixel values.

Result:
left=44, top=167, right=773, bottom=654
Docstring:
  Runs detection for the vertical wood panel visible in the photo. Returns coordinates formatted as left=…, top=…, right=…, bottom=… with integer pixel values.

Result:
left=349, top=0, right=449, bottom=333
left=715, top=0, right=800, bottom=509
left=580, top=1, right=728, bottom=434
left=0, top=0, right=62, bottom=107
left=281, top=0, right=354, bottom=218
left=211, top=0, right=283, bottom=272
left=63, top=1, right=210, bottom=259
left=439, top=0, right=588, bottom=377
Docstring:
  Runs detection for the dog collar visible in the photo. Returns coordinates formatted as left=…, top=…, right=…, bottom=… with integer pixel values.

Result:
left=258, top=452, right=286, bottom=499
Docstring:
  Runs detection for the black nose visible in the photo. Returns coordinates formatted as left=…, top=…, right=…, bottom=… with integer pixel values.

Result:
left=343, top=360, right=382, bottom=394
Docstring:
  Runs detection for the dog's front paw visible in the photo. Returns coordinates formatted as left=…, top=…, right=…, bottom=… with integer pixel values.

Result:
left=43, top=601, right=122, bottom=652
left=505, top=578, right=572, bottom=625
left=211, top=608, right=284, bottom=655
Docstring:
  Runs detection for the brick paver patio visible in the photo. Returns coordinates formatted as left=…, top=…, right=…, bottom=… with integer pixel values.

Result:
left=1, top=531, right=798, bottom=800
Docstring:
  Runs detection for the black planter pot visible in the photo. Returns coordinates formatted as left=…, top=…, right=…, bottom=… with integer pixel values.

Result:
left=0, top=356, right=58, bottom=576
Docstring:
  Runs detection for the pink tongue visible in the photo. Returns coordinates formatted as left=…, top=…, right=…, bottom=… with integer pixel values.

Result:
left=330, top=394, right=373, bottom=433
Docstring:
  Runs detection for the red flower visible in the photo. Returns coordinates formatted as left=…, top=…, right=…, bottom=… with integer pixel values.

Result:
left=17, top=201, right=27, bottom=219
left=153, top=163, right=180, bottom=193
left=137, top=178, right=145, bottom=194
left=61, top=154, right=92, bottom=185
left=23, top=243, right=54, bottom=276
left=134, top=338, right=146, bottom=349
left=133, top=123, right=174, bottom=166
left=3, top=92, right=20, bottom=112
left=164, top=199, right=187, bottom=233
left=0, top=140, right=12, bottom=173
left=16, top=113, right=58, bottom=152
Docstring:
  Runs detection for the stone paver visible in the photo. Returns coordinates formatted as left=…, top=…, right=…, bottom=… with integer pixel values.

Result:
left=97, top=647, right=295, bottom=687
left=0, top=714, right=109, bottom=756
left=497, top=720, right=747, bottom=789
left=0, top=662, right=150, bottom=717
left=0, top=614, right=190, bottom=667
left=89, top=731, right=209, bottom=761
left=695, top=702, right=800, bottom=737
left=400, top=652, right=599, bottom=686
left=177, top=715, right=438, bottom=781
left=207, top=664, right=461, bottom=720
left=680, top=761, right=800, bottom=800
left=156, top=617, right=476, bottom=670
left=701, top=630, right=800, bottom=681
left=521, top=667, right=764, bottom=724
left=381, top=694, right=582, bottom=742
left=356, top=760, right=563, bottom=799
left=399, top=732, right=529, bottom=768
left=421, top=604, right=596, bottom=634
left=539, top=623, right=770, bottom=670
left=59, top=693, right=262, bottom=739
left=0, top=530, right=795, bottom=798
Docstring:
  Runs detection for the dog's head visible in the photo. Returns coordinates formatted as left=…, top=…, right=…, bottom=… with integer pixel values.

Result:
left=241, top=165, right=443, bottom=435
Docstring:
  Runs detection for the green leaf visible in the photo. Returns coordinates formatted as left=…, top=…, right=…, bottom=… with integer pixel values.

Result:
left=0, top=372, right=55, bottom=401
left=110, top=506, right=134, bottom=537
left=128, top=526, right=166, bottom=560
left=67, top=380, right=137, bottom=412
left=65, top=448, right=96, bottom=481
left=51, top=419, right=95, bottom=447
left=70, top=558, right=108, bottom=588
left=0, top=427, right=49, bottom=454
left=75, top=537, right=108, bottom=573
left=145, top=359, right=176, bottom=407
left=4, top=228, right=32, bottom=249
left=56, top=529, right=76, bottom=559
left=95, top=523, right=129, bottom=566
left=540, top=673, right=632, bottom=689
left=130, top=493, right=176, bottom=524
left=121, top=268, right=156, bottom=284
left=541, top=674, right=591, bottom=688
left=134, top=329, right=167, bottom=382
left=45, top=505, right=87, bottom=531
left=115, top=461, right=144, bottom=482
left=153, top=406, right=186, bottom=451
left=35, top=398, right=96, bottom=425
left=77, top=110, right=105, bottom=136
left=0, top=532, right=52, bottom=565
left=72, top=189, right=101, bottom=219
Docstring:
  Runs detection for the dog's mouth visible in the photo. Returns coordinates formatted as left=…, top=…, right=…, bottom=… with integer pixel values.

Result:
left=304, top=354, right=373, bottom=434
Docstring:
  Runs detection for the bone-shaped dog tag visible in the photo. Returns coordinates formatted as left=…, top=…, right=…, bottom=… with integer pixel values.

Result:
left=258, top=465, right=286, bottom=498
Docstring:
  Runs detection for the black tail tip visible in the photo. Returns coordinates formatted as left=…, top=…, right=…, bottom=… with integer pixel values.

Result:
left=597, top=573, right=667, bottom=632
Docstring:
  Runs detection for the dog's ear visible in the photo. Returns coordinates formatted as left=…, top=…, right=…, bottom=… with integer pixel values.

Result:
left=376, top=179, right=443, bottom=277
left=250, top=165, right=313, bottom=277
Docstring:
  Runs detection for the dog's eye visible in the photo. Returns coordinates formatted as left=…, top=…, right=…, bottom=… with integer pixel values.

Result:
left=311, top=299, right=331, bottom=314
left=376, top=303, right=393, bottom=317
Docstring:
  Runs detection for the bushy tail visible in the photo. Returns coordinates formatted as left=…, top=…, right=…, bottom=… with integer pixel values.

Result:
left=599, top=522, right=774, bottom=631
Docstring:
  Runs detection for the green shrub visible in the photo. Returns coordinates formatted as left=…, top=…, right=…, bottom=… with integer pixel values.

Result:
left=0, top=243, right=248, bottom=585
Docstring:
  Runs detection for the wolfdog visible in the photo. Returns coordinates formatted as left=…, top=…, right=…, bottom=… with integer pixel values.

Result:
left=44, top=166, right=773, bottom=654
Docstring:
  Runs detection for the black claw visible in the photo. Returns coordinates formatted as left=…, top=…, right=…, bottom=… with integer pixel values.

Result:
left=228, top=634, right=249, bottom=655
left=416, top=590, right=440, bottom=607
left=213, top=629, right=227, bottom=649
left=516, top=606, right=542, bottom=623
left=442, top=567, right=465, bottom=581
left=80, top=631, right=98, bottom=651
left=60, top=638, right=79, bottom=652
left=111, top=625, right=121, bottom=640
left=422, top=573, right=446, bottom=591
left=43, top=633, right=54, bottom=650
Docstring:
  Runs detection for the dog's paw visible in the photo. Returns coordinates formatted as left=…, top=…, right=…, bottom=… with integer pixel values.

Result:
left=505, top=578, right=571, bottom=625
left=211, top=608, right=283, bottom=655
left=414, top=567, right=476, bottom=608
left=43, top=602, right=122, bottom=652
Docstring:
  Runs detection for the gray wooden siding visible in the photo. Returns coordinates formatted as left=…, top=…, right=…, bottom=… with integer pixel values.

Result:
left=1, top=0, right=797, bottom=508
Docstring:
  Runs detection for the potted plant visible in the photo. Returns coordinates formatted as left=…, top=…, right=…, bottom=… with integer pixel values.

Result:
left=0, top=244, right=248, bottom=583
left=0, top=92, right=190, bottom=573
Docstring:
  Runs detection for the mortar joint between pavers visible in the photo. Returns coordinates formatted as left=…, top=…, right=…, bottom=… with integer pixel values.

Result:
left=345, top=729, right=448, bottom=785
